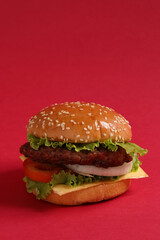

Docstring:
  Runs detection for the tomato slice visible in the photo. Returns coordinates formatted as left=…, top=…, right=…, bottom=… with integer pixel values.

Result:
left=23, top=158, right=64, bottom=183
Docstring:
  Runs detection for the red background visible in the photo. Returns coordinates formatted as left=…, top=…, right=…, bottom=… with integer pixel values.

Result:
left=0, top=0, right=160, bottom=239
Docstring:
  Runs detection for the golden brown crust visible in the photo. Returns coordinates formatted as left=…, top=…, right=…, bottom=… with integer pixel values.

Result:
left=27, top=102, right=132, bottom=143
left=43, top=179, right=131, bottom=205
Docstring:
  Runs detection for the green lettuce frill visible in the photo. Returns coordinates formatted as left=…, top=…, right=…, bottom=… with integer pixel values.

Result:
left=27, top=133, right=148, bottom=156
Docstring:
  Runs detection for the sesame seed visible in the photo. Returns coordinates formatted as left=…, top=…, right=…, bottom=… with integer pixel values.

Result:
left=110, top=133, right=114, bottom=137
left=58, top=112, right=62, bottom=115
left=79, top=108, right=83, bottom=111
left=88, top=113, right=92, bottom=116
left=84, top=127, right=88, bottom=130
left=66, top=127, right=70, bottom=130
left=57, top=124, right=60, bottom=127
left=71, top=114, right=75, bottom=116
left=104, top=111, right=108, bottom=114
left=55, top=120, right=59, bottom=123
left=103, top=133, right=107, bottom=136
left=85, top=140, right=88, bottom=143
left=70, top=120, right=77, bottom=124
left=99, top=112, right=102, bottom=115
left=91, top=105, right=95, bottom=108
left=87, top=135, right=90, bottom=139
left=80, top=139, right=84, bottom=141
left=88, top=126, right=92, bottom=130
left=76, top=135, right=80, bottom=138
left=60, top=136, right=63, bottom=140
left=86, top=131, right=90, bottom=134
left=105, top=117, right=107, bottom=120
left=82, top=121, right=85, bottom=125
left=62, top=111, right=70, bottom=114
left=50, top=111, right=53, bottom=115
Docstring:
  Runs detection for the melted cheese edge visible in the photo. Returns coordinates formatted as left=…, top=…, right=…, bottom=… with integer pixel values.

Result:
left=52, top=167, right=148, bottom=196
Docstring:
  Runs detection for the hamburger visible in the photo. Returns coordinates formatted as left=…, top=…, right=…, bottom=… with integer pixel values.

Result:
left=20, top=101, right=148, bottom=205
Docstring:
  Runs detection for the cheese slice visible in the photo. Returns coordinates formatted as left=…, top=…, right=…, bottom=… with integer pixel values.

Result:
left=19, top=155, right=28, bottom=162
left=52, top=167, right=148, bottom=196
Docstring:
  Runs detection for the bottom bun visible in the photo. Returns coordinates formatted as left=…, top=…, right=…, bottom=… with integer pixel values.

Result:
left=43, top=179, right=131, bottom=205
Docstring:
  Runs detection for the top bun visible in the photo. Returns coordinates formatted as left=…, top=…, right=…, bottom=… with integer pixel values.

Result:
left=27, top=102, right=132, bottom=143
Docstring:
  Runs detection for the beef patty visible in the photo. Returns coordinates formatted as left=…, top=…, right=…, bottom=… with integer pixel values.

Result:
left=20, top=142, right=132, bottom=168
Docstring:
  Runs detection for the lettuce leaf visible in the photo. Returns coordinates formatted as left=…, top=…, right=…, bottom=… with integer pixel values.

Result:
left=23, top=159, right=140, bottom=200
left=23, top=177, right=52, bottom=199
left=27, top=134, right=148, bottom=157
left=116, top=142, right=148, bottom=156
left=27, top=133, right=100, bottom=152
left=130, top=153, right=142, bottom=172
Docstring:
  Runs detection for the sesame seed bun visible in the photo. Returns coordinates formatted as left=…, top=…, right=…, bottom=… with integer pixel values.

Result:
left=27, top=101, right=132, bottom=143
left=42, top=179, right=131, bottom=205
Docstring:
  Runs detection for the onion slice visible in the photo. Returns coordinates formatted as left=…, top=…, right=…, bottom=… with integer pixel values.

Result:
left=66, top=161, right=133, bottom=177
